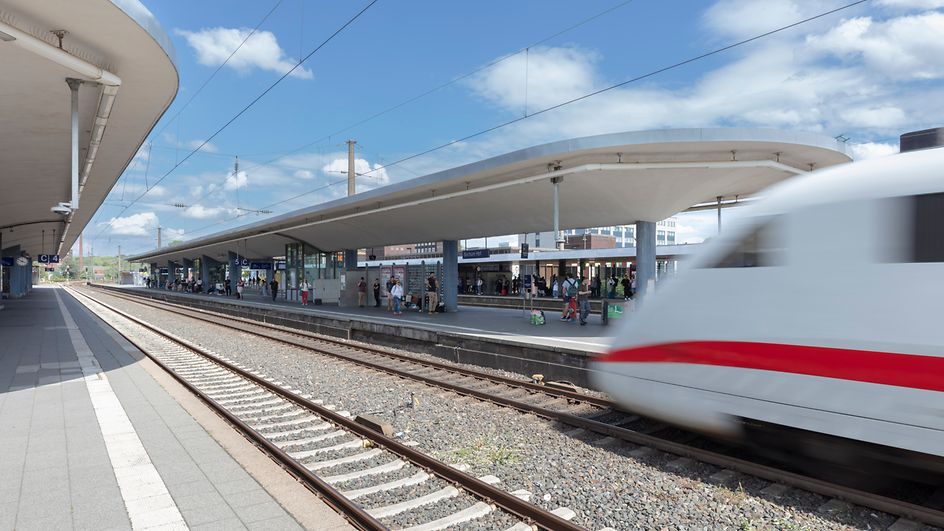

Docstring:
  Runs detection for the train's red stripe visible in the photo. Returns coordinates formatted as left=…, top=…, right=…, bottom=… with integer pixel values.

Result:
left=598, top=341, right=944, bottom=392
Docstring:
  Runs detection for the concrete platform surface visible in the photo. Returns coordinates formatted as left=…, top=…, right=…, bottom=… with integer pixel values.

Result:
left=123, top=286, right=620, bottom=354
left=0, top=286, right=352, bottom=531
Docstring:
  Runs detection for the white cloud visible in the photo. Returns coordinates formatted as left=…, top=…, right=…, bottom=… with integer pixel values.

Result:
left=163, top=227, right=187, bottom=242
left=106, top=212, right=157, bottom=236
left=181, top=204, right=230, bottom=219
left=703, top=0, right=807, bottom=40
left=321, top=158, right=391, bottom=190
left=294, top=169, right=314, bottom=179
left=188, top=139, right=219, bottom=153
left=877, top=0, right=944, bottom=9
left=224, top=170, right=248, bottom=190
left=850, top=141, right=898, bottom=159
left=806, top=13, right=944, bottom=80
left=468, top=46, right=599, bottom=111
left=839, top=105, right=907, bottom=128
left=175, top=27, right=313, bottom=79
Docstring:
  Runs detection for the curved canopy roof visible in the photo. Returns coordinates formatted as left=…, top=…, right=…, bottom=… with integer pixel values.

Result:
left=129, top=128, right=852, bottom=264
left=0, top=0, right=177, bottom=258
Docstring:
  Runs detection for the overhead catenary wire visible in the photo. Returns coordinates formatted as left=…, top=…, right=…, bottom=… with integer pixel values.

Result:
left=149, top=0, right=285, bottom=145
left=352, top=0, right=871, bottom=179
left=115, top=0, right=639, bottom=231
left=240, top=0, right=639, bottom=175
left=92, top=0, right=381, bottom=241
left=216, top=0, right=870, bottom=224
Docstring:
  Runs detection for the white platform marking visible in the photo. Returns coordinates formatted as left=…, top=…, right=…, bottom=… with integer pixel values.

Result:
left=56, top=288, right=188, bottom=530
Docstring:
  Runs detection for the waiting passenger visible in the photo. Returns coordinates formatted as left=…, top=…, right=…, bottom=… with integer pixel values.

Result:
left=300, top=279, right=309, bottom=305
left=390, top=278, right=404, bottom=315
left=577, top=277, right=591, bottom=326
left=372, top=279, right=381, bottom=307
left=357, top=277, right=367, bottom=307
left=426, top=273, right=438, bottom=315
left=270, top=278, right=278, bottom=301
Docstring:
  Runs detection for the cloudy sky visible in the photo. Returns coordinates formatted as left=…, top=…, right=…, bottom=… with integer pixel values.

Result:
left=86, top=0, right=944, bottom=256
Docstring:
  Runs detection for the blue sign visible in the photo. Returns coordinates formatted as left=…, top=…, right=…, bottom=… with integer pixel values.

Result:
left=159, top=268, right=168, bottom=274
left=524, top=274, right=533, bottom=289
left=38, top=254, right=60, bottom=264
left=249, top=261, right=272, bottom=270
left=276, top=260, right=286, bottom=270
left=462, top=249, right=490, bottom=259
left=1, top=257, right=13, bottom=267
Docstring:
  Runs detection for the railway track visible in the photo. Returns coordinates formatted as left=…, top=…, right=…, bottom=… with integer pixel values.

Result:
left=85, top=286, right=944, bottom=529
left=66, top=286, right=585, bottom=531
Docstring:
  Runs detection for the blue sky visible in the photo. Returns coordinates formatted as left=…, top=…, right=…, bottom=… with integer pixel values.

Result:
left=86, top=0, right=944, bottom=256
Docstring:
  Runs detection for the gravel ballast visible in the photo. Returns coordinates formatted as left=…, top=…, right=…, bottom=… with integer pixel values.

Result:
left=89, top=289, right=920, bottom=530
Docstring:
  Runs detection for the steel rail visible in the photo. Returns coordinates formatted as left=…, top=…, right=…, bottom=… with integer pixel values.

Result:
left=66, top=287, right=386, bottom=530
left=94, top=284, right=612, bottom=408
left=88, top=285, right=944, bottom=528
left=69, top=287, right=586, bottom=531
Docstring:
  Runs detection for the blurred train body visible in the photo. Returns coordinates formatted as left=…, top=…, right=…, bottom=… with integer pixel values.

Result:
left=591, top=146, right=944, bottom=473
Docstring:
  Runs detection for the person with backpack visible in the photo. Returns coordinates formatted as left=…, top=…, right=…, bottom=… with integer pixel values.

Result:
left=560, top=273, right=578, bottom=321
left=373, top=279, right=381, bottom=307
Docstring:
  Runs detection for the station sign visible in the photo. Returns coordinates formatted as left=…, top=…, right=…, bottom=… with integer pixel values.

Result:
left=462, top=249, right=490, bottom=259
left=0, top=257, right=12, bottom=267
left=520, top=243, right=529, bottom=259
left=232, top=258, right=274, bottom=270
left=275, top=260, right=286, bottom=270
left=38, top=254, right=60, bottom=264
left=159, top=268, right=168, bottom=274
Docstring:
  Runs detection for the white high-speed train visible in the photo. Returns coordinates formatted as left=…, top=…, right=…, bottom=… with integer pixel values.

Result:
left=591, top=145, right=944, bottom=475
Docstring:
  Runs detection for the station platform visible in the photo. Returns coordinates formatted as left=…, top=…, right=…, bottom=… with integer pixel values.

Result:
left=105, top=285, right=623, bottom=387
left=0, top=286, right=352, bottom=531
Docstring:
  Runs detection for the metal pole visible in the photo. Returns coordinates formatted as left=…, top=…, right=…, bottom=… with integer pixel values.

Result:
left=552, top=176, right=563, bottom=250
left=717, top=196, right=723, bottom=234
left=117, top=245, right=121, bottom=284
left=67, top=78, right=82, bottom=210
left=346, top=139, right=356, bottom=196
left=157, top=226, right=162, bottom=249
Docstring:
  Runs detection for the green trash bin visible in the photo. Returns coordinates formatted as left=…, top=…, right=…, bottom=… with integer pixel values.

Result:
left=607, top=303, right=624, bottom=319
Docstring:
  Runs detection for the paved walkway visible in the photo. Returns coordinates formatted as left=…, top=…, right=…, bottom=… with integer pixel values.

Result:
left=0, top=286, right=351, bottom=531
left=133, top=286, right=623, bottom=354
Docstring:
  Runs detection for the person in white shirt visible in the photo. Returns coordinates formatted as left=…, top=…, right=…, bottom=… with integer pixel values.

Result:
left=300, top=279, right=310, bottom=305
left=390, top=278, right=404, bottom=315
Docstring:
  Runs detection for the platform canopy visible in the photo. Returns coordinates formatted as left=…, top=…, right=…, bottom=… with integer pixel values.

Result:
left=0, top=0, right=178, bottom=258
left=128, top=128, right=851, bottom=264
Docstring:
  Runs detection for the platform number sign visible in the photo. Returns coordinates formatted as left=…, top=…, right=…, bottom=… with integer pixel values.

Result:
left=38, top=254, right=60, bottom=264
left=520, top=243, right=529, bottom=259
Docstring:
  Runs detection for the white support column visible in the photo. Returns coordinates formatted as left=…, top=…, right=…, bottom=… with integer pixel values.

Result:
left=635, top=221, right=657, bottom=299
left=552, top=176, right=563, bottom=250
left=67, top=78, right=81, bottom=210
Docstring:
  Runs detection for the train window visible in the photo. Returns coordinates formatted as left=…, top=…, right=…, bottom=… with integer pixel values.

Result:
left=711, top=219, right=784, bottom=268
left=912, top=192, right=944, bottom=262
